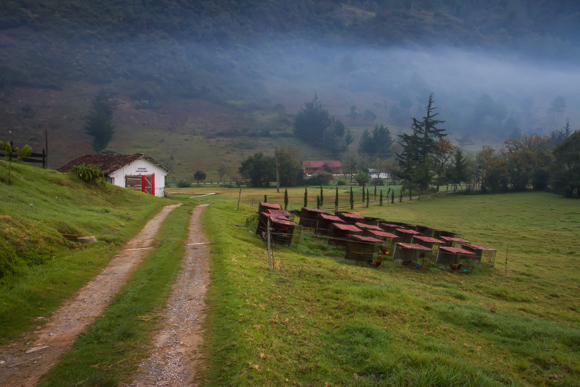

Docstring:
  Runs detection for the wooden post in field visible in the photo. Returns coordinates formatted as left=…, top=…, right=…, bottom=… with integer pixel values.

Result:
left=236, top=188, right=241, bottom=210
left=267, top=217, right=272, bottom=271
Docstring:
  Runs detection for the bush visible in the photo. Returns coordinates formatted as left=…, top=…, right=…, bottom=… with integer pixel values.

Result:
left=306, top=172, right=333, bottom=186
left=177, top=179, right=190, bottom=188
left=72, top=163, right=105, bottom=185
left=371, top=177, right=384, bottom=186
left=337, top=180, right=346, bottom=185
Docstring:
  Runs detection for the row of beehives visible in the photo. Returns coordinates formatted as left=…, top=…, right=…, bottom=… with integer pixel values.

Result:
left=254, top=202, right=497, bottom=272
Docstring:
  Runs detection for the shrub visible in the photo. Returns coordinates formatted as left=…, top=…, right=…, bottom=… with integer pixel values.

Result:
left=72, top=163, right=105, bottom=185
left=337, top=180, right=346, bottom=185
left=306, top=172, right=333, bottom=186
left=371, top=177, right=384, bottom=186
left=177, top=179, right=190, bottom=188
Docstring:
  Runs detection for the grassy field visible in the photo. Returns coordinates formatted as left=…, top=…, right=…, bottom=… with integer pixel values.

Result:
left=38, top=203, right=195, bottom=387
left=197, top=191, right=580, bottom=386
left=0, top=161, right=173, bottom=343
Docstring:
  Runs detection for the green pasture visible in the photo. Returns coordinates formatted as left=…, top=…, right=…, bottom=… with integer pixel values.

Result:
left=0, top=161, right=172, bottom=343
left=198, top=191, right=580, bottom=386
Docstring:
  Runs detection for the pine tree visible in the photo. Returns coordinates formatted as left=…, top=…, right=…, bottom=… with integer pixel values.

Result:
left=374, top=186, right=377, bottom=199
left=304, top=187, right=308, bottom=208
left=350, top=187, right=354, bottom=210
left=335, top=186, right=339, bottom=212
left=284, top=189, right=289, bottom=210
left=399, top=189, right=402, bottom=202
left=317, top=195, right=320, bottom=209
left=320, top=186, right=324, bottom=207
left=362, top=187, right=365, bottom=203
left=264, top=194, right=267, bottom=203
left=391, top=191, right=395, bottom=204
left=380, top=190, right=383, bottom=206
left=448, top=149, right=470, bottom=191
left=85, top=90, right=116, bottom=154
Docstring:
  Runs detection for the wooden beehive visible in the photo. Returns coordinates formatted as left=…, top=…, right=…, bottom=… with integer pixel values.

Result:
left=395, top=228, right=423, bottom=243
left=345, top=235, right=383, bottom=261
left=379, top=222, right=400, bottom=233
left=258, top=202, right=281, bottom=214
left=336, top=211, right=365, bottom=224
left=355, top=222, right=383, bottom=233
left=366, top=230, right=399, bottom=253
left=440, top=236, right=471, bottom=248
left=299, top=207, right=327, bottom=228
left=316, top=213, right=344, bottom=236
left=412, top=235, right=445, bottom=253
left=462, top=244, right=497, bottom=266
left=436, top=246, right=477, bottom=272
left=269, top=216, right=298, bottom=247
left=415, top=225, right=436, bottom=237
left=328, top=223, right=363, bottom=247
left=257, top=212, right=288, bottom=235
left=433, top=229, right=456, bottom=239
left=393, top=242, right=432, bottom=267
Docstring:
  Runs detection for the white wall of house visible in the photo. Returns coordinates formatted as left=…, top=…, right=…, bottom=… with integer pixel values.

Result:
left=107, top=158, right=169, bottom=197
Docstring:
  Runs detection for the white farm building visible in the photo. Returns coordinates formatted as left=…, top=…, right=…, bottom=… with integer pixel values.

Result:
left=58, top=153, right=172, bottom=197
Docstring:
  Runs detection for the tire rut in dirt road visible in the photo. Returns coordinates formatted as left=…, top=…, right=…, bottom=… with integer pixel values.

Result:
left=131, top=204, right=211, bottom=387
left=0, top=204, right=181, bottom=387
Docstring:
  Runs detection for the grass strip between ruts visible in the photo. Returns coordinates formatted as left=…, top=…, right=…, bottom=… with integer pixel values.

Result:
left=38, top=203, right=194, bottom=387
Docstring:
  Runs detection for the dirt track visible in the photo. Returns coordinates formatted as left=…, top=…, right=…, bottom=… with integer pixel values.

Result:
left=0, top=204, right=181, bottom=387
left=131, top=204, right=211, bottom=386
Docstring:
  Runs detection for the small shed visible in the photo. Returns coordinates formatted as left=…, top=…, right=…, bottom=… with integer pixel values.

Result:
left=395, top=228, right=423, bottom=243
left=462, top=244, right=497, bottom=266
left=269, top=216, right=298, bottom=247
left=393, top=243, right=432, bottom=267
left=336, top=212, right=365, bottom=224
left=433, top=230, right=456, bottom=239
left=412, top=235, right=445, bottom=254
left=440, top=236, right=471, bottom=248
left=345, top=235, right=383, bottom=262
left=329, top=223, right=363, bottom=247
left=355, top=222, right=383, bottom=232
left=367, top=230, right=399, bottom=252
left=58, top=153, right=172, bottom=197
left=258, top=202, right=282, bottom=214
left=257, top=212, right=288, bottom=235
left=415, top=225, right=436, bottom=237
left=436, top=246, right=477, bottom=272
left=299, top=207, right=327, bottom=228
left=379, top=223, right=400, bottom=233
left=316, top=214, right=344, bottom=236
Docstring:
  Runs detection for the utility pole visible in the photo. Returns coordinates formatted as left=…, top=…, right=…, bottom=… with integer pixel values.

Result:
left=275, top=147, right=280, bottom=193
left=267, top=217, right=273, bottom=270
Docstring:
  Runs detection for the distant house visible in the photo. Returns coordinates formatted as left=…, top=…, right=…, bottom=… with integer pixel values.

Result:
left=302, top=160, right=342, bottom=175
left=58, top=153, right=172, bottom=197
left=369, top=168, right=390, bottom=179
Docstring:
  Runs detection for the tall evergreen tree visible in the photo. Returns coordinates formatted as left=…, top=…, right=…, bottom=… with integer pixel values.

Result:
left=304, top=187, right=308, bottom=208
left=320, top=186, right=324, bottom=207
left=284, top=189, right=289, bottom=210
left=366, top=188, right=369, bottom=207
left=85, top=90, right=116, bottom=154
left=335, top=186, right=339, bottom=212
left=395, top=94, right=447, bottom=191
left=448, top=149, right=470, bottom=190
left=362, top=187, right=365, bottom=203
left=264, top=195, right=267, bottom=203
left=317, top=195, right=320, bottom=209
left=391, top=190, right=395, bottom=204
left=380, top=190, right=383, bottom=206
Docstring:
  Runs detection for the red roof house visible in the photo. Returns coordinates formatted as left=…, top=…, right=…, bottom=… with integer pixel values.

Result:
left=302, top=160, right=342, bottom=175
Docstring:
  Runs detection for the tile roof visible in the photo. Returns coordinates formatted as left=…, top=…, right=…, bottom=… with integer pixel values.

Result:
left=302, top=160, right=342, bottom=168
left=380, top=223, right=400, bottom=228
left=355, top=222, right=383, bottom=231
left=338, top=212, right=365, bottom=219
left=351, top=235, right=383, bottom=243
left=396, top=228, right=423, bottom=235
left=260, top=202, right=282, bottom=210
left=464, top=244, right=496, bottom=251
left=396, top=243, right=432, bottom=251
left=270, top=217, right=297, bottom=226
left=268, top=209, right=292, bottom=217
left=368, top=230, right=399, bottom=239
left=440, top=236, right=471, bottom=243
left=413, top=236, right=445, bottom=244
left=57, top=153, right=172, bottom=174
left=439, top=246, right=475, bottom=254
left=332, top=223, right=362, bottom=232
left=319, top=214, right=344, bottom=222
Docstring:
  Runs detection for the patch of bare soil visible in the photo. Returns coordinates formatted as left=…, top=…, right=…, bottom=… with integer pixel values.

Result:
left=0, top=204, right=181, bottom=387
left=131, top=204, right=211, bottom=387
